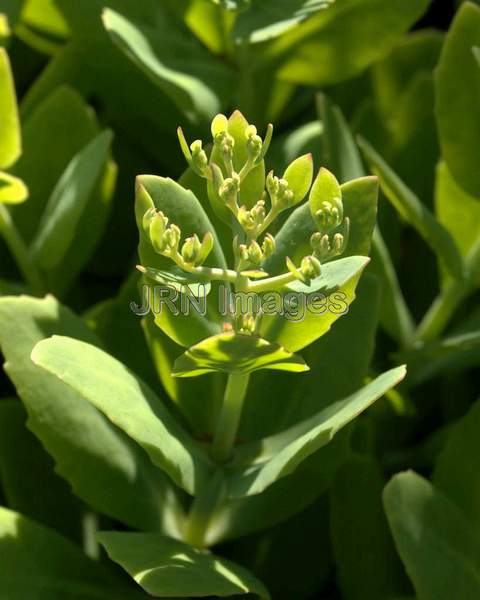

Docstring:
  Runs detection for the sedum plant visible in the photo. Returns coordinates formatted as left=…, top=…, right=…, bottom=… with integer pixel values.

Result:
left=20, top=111, right=405, bottom=598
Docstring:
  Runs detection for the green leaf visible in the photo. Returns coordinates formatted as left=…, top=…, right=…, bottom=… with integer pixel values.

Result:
left=266, top=177, right=377, bottom=277
left=384, top=471, right=480, bottom=600
left=12, top=86, right=99, bottom=241
left=0, top=170, right=28, bottom=204
left=0, top=295, right=181, bottom=533
left=396, top=329, right=480, bottom=387
left=435, top=161, right=480, bottom=286
left=359, top=136, right=464, bottom=280
left=0, top=507, right=145, bottom=599
left=265, top=0, right=431, bottom=86
left=0, top=47, right=20, bottom=169
left=283, top=153, right=313, bottom=206
left=16, top=0, right=69, bottom=55
left=233, top=0, right=333, bottom=43
left=317, top=93, right=414, bottom=346
left=139, top=266, right=212, bottom=296
left=137, top=175, right=227, bottom=347
left=434, top=398, right=480, bottom=542
left=142, top=312, right=225, bottom=437
left=98, top=532, right=270, bottom=598
left=227, top=366, right=406, bottom=497
left=317, top=92, right=364, bottom=182
left=260, top=255, right=369, bottom=352
left=309, top=166, right=341, bottom=223
left=30, top=130, right=113, bottom=269
left=32, top=334, right=212, bottom=495
left=435, top=2, right=480, bottom=197
left=103, top=8, right=232, bottom=122
left=173, top=332, right=309, bottom=377
left=330, top=454, right=409, bottom=600
left=0, top=400, right=83, bottom=543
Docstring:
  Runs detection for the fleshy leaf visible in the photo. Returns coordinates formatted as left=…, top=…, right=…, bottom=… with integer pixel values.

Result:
left=32, top=335, right=213, bottom=495
left=435, top=3, right=480, bottom=197
left=0, top=295, right=182, bottom=533
left=136, top=175, right=227, bottom=347
left=98, top=531, right=270, bottom=599
left=0, top=507, right=145, bottom=599
left=359, top=136, right=464, bottom=281
left=0, top=170, right=28, bottom=204
left=139, top=265, right=212, bottom=297
left=173, top=332, right=309, bottom=377
left=103, top=8, right=232, bottom=123
left=260, top=256, right=370, bottom=352
left=0, top=47, right=21, bottom=169
left=434, top=398, right=480, bottom=542
left=384, top=471, right=480, bottom=600
left=227, top=366, right=406, bottom=497
left=30, top=130, right=113, bottom=269
left=283, top=153, right=313, bottom=206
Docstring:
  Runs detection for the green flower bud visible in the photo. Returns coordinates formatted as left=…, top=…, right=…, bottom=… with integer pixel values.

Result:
left=142, top=207, right=157, bottom=238
left=248, top=240, right=263, bottom=266
left=266, top=172, right=294, bottom=210
left=190, top=140, right=208, bottom=175
left=311, top=231, right=331, bottom=260
left=300, top=255, right=322, bottom=281
left=181, top=234, right=202, bottom=264
left=163, top=224, right=181, bottom=253
left=214, top=131, right=235, bottom=168
left=219, top=174, right=240, bottom=206
left=211, top=114, right=228, bottom=137
left=238, top=200, right=266, bottom=234
left=261, top=233, right=276, bottom=259
left=314, top=198, right=344, bottom=233
left=149, top=211, right=169, bottom=254
left=198, top=232, right=214, bottom=265
left=235, top=313, right=256, bottom=335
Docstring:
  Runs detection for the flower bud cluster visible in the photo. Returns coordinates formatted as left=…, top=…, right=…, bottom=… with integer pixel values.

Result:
left=143, top=208, right=213, bottom=267
left=266, top=172, right=295, bottom=211
left=234, top=234, right=276, bottom=271
left=310, top=222, right=349, bottom=262
left=313, top=197, right=344, bottom=233
left=286, top=255, right=322, bottom=285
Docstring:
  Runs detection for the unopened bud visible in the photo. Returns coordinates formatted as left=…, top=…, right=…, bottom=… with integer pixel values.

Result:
left=190, top=140, right=208, bottom=174
left=300, top=255, right=321, bottom=281
left=248, top=241, right=263, bottom=266
left=219, top=174, right=240, bottom=205
left=211, top=114, right=228, bottom=138
left=149, top=211, right=169, bottom=254
left=198, top=232, right=214, bottom=265
left=163, top=224, right=181, bottom=252
left=142, top=207, right=157, bottom=237
left=181, top=234, right=202, bottom=264
left=267, top=172, right=294, bottom=209
left=261, top=233, right=276, bottom=259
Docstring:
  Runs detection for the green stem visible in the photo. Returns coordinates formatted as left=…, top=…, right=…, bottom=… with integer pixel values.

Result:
left=248, top=270, right=297, bottom=293
left=183, top=472, right=225, bottom=548
left=210, top=373, right=251, bottom=463
left=412, top=240, right=480, bottom=345
left=0, top=203, right=45, bottom=295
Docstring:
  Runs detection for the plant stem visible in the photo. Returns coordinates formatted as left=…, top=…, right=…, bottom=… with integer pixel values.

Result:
left=0, top=203, right=45, bottom=295
left=210, top=372, right=250, bottom=463
left=183, top=472, right=225, bottom=548
left=248, top=270, right=297, bottom=293
left=412, top=240, right=480, bottom=345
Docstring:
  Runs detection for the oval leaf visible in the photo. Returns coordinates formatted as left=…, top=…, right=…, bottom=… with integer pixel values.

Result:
left=173, top=332, right=309, bottom=377
left=98, top=531, right=270, bottom=599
